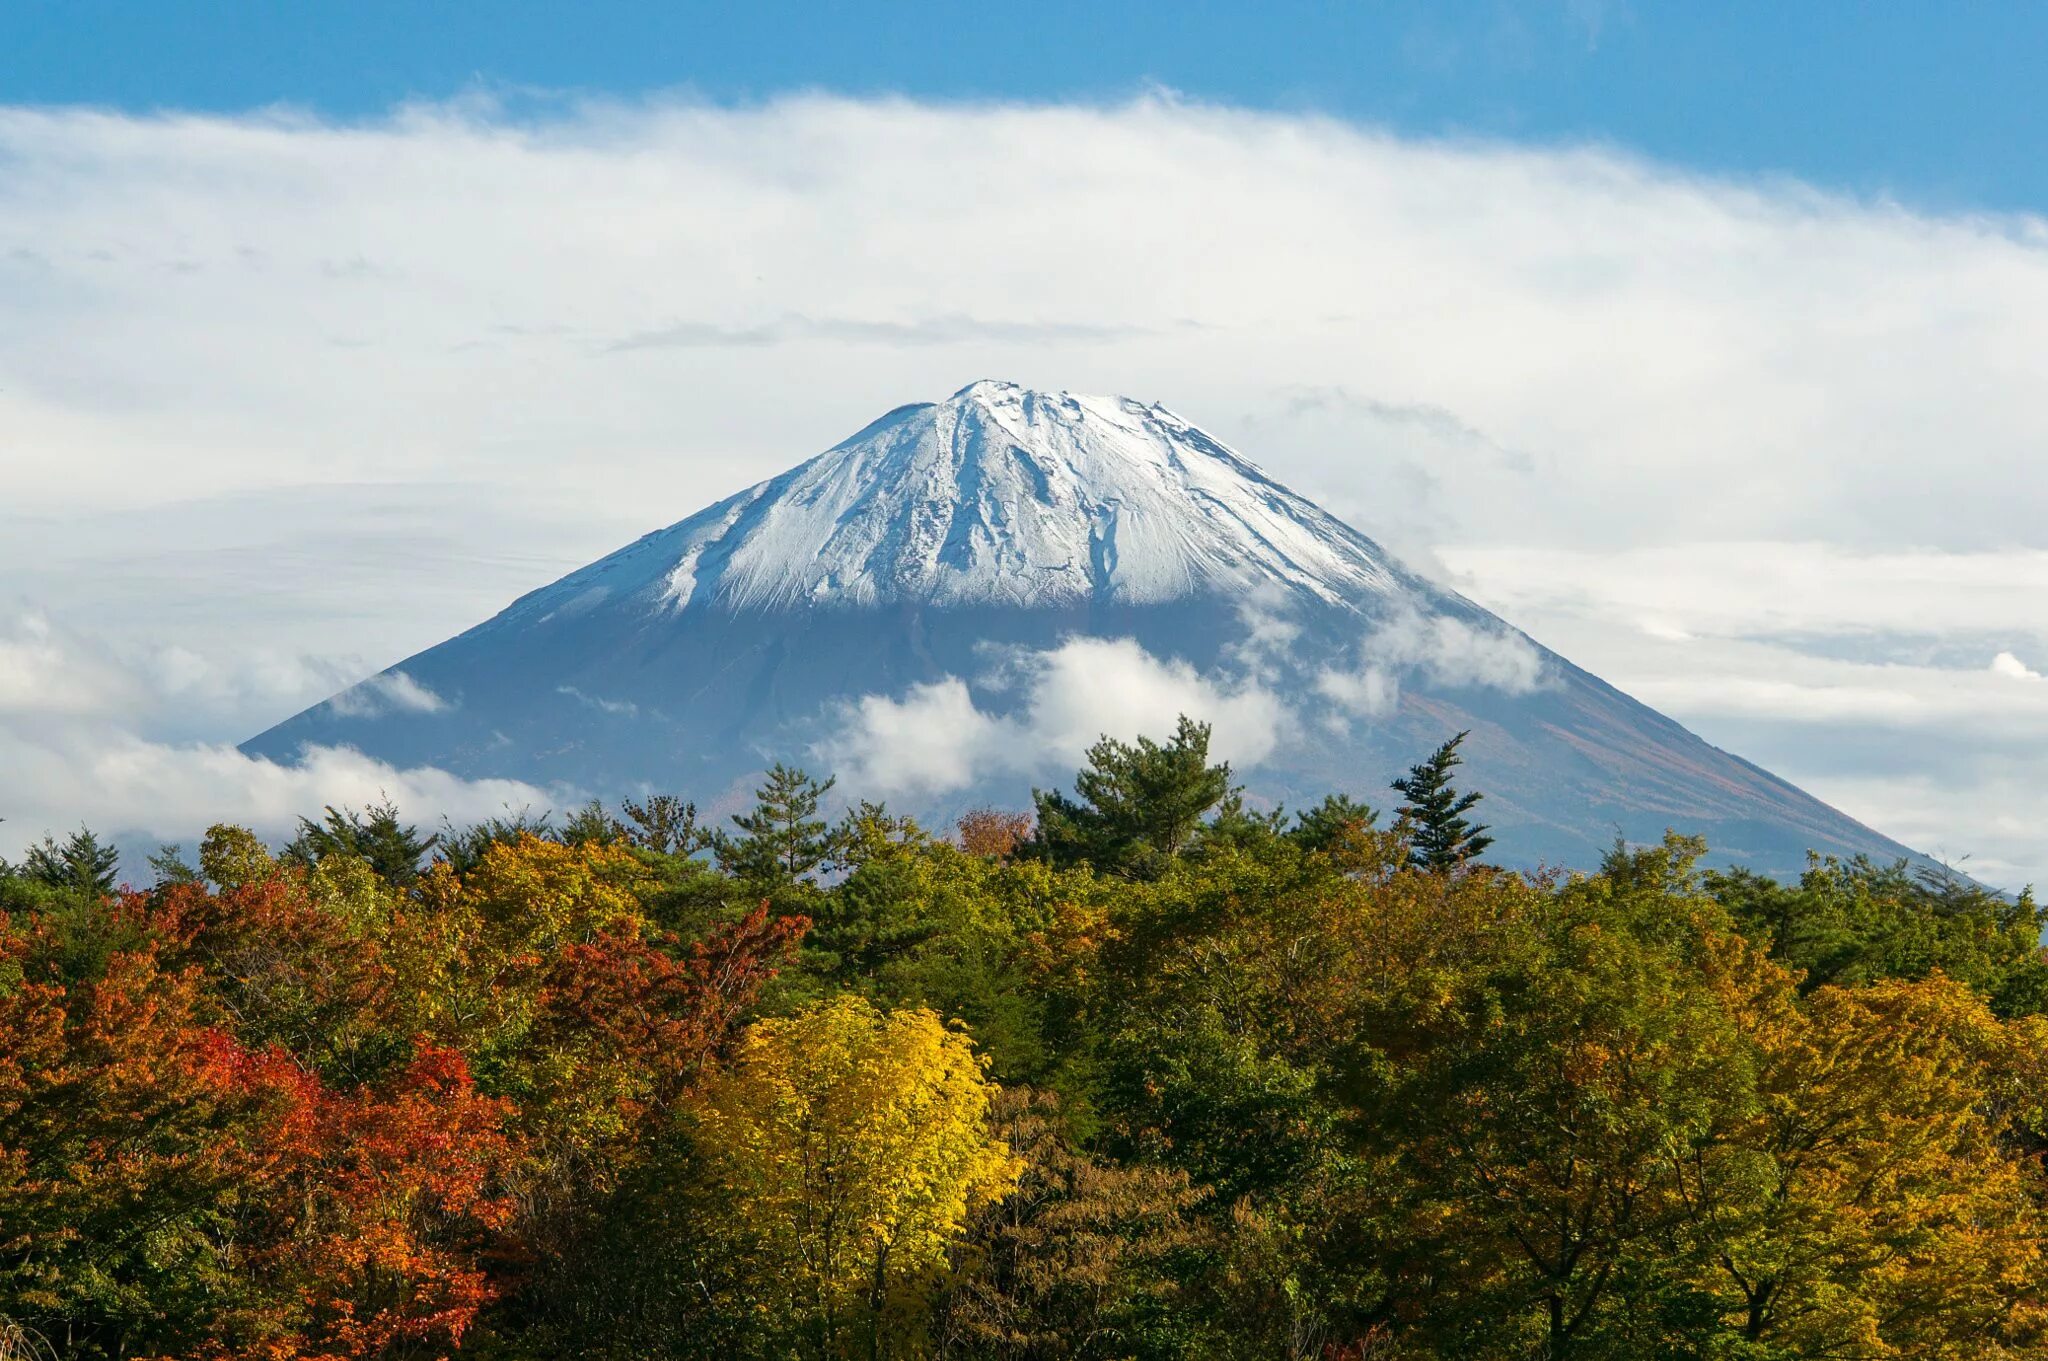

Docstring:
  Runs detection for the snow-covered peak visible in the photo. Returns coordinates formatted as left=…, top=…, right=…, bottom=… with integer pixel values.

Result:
left=515, top=383, right=1413, bottom=620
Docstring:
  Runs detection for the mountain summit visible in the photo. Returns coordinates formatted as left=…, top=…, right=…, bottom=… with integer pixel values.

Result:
left=501, top=379, right=1409, bottom=618
left=246, top=382, right=1919, bottom=876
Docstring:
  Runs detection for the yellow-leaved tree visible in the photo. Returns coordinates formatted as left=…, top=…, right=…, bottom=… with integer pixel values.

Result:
left=690, top=995, right=1021, bottom=1359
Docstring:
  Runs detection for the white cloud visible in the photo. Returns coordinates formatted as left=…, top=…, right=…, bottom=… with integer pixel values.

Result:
left=1443, top=544, right=2048, bottom=643
left=1315, top=606, right=1548, bottom=719
left=556, top=684, right=638, bottom=716
left=1317, top=664, right=1401, bottom=718
left=4, top=94, right=2048, bottom=883
left=0, top=612, right=137, bottom=716
left=1991, top=651, right=2042, bottom=681
left=0, top=723, right=554, bottom=855
left=824, top=636, right=1293, bottom=798
left=0, top=608, right=556, bottom=866
left=828, top=678, right=1008, bottom=799
left=327, top=669, right=449, bottom=716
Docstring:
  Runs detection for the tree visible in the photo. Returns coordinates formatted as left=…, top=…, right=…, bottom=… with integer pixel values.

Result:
left=285, top=798, right=437, bottom=886
left=956, top=809, right=1032, bottom=861
left=1709, top=854, right=2048, bottom=1016
left=1288, top=794, right=1379, bottom=856
left=1028, top=717, right=1234, bottom=878
left=1661, top=974, right=2048, bottom=1357
left=718, top=764, right=839, bottom=886
left=622, top=794, right=710, bottom=857
left=690, top=996, right=1021, bottom=1359
left=560, top=799, right=626, bottom=847
left=938, top=1087, right=1206, bottom=1360
left=1380, top=858, right=1761, bottom=1358
left=1390, top=731, right=1492, bottom=871
left=21, top=828, right=120, bottom=898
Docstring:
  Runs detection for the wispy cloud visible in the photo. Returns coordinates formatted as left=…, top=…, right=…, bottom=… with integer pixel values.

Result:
left=327, top=670, right=449, bottom=717
left=607, top=313, right=1164, bottom=352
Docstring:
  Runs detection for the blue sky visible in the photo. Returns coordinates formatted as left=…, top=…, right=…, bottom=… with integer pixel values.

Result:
left=10, top=1, right=2048, bottom=214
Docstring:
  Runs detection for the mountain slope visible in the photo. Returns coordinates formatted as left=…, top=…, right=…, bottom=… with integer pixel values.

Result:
left=244, top=380, right=1919, bottom=877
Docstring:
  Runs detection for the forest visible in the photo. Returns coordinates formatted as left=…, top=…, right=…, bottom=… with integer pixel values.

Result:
left=3, top=720, right=2047, bottom=1360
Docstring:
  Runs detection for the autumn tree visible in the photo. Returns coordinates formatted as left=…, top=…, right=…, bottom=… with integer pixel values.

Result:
left=957, top=809, right=1032, bottom=861
left=1660, top=973, right=2048, bottom=1356
left=937, top=1087, right=1206, bottom=1360
left=690, top=995, right=1022, bottom=1359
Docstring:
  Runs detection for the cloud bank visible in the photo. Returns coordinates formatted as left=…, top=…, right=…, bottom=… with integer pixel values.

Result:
left=4, top=93, right=2048, bottom=881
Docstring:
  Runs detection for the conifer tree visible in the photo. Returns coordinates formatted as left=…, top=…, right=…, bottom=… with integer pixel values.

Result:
left=620, top=793, right=707, bottom=856
left=285, top=798, right=437, bottom=885
left=22, top=827, right=121, bottom=896
left=1289, top=793, right=1379, bottom=854
left=1028, top=715, right=1234, bottom=877
left=1391, top=730, right=1493, bottom=870
left=717, top=763, right=837, bottom=884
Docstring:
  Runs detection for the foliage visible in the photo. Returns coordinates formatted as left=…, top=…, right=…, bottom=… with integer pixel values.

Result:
left=7, top=725, right=2048, bottom=1359
left=1390, top=730, right=1492, bottom=870
left=718, top=763, right=840, bottom=887
left=19, top=828, right=120, bottom=898
left=689, top=995, right=1022, bottom=1358
left=284, top=797, right=438, bottom=886
left=1027, top=716, right=1234, bottom=878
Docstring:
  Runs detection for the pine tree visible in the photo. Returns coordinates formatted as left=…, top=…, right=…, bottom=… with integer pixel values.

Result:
left=22, top=826, right=121, bottom=897
left=286, top=798, right=437, bottom=886
left=717, top=764, right=837, bottom=885
left=620, top=794, right=708, bottom=857
left=1028, top=715, right=1234, bottom=877
left=560, top=800, right=625, bottom=847
left=1391, top=730, right=1493, bottom=871
left=1289, top=793, right=1379, bottom=854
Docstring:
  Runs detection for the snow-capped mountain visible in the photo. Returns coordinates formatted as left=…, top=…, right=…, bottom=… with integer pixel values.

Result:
left=494, top=380, right=1411, bottom=618
left=245, top=381, right=1920, bottom=876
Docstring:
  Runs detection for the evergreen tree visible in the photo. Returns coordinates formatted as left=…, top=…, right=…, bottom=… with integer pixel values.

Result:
left=437, top=806, right=554, bottom=874
left=560, top=800, right=625, bottom=847
left=717, top=764, right=837, bottom=885
left=22, top=827, right=121, bottom=897
left=285, top=798, right=436, bottom=886
left=1391, top=731, right=1493, bottom=871
left=1028, top=715, right=1234, bottom=877
left=1289, top=793, right=1379, bottom=854
left=145, top=843, right=201, bottom=889
left=620, top=794, right=708, bottom=857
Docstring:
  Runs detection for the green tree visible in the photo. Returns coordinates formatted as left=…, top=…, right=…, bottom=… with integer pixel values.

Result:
left=285, top=798, right=437, bottom=886
left=1709, top=855, right=2048, bottom=1016
left=718, top=764, right=838, bottom=886
left=622, top=793, right=709, bottom=856
left=21, top=827, right=120, bottom=897
left=1028, top=717, right=1234, bottom=878
left=1390, top=731, right=1492, bottom=871
left=1288, top=793, right=1378, bottom=855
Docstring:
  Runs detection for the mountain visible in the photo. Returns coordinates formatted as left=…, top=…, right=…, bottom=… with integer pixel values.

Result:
left=245, top=380, right=1918, bottom=877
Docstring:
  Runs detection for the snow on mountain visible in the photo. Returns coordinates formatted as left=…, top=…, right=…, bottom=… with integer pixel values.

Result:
left=245, top=380, right=1929, bottom=879
left=506, top=380, right=1408, bottom=626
